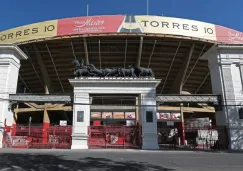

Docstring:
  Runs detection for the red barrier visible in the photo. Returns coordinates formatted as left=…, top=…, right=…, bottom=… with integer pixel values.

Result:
left=88, top=125, right=141, bottom=149
left=2, top=125, right=72, bottom=149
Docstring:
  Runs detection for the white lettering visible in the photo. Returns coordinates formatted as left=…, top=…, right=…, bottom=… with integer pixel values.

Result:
left=74, top=18, right=104, bottom=28
left=228, top=31, right=243, bottom=42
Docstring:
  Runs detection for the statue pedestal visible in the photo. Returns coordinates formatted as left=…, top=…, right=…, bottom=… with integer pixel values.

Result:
left=69, top=77, right=161, bottom=150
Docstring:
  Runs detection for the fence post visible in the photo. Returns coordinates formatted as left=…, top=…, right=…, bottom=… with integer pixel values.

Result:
left=123, top=126, right=125, bottom=149
left=105, top=126, right=107, bottom=149
left=88, top=126, right=90, bottom=148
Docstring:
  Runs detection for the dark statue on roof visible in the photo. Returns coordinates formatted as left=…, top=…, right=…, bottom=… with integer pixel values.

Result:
left=71, top=58, right=154, bottom=78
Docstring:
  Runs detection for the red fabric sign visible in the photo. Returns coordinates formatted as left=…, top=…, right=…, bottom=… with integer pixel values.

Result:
left=57, top=15, right=124, bottom=36
left=216, top=25, right=243, bottom=44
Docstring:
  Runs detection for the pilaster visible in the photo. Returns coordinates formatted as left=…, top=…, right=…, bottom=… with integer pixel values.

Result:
left=71, top=92, right=90, bottom=149
left=139, top=88, right=159, bottom=150
left=0, top=45, right=27, bottom=148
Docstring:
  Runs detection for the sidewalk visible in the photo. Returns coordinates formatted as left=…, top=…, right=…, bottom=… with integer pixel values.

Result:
left=159, top=144, right=243, bottom=153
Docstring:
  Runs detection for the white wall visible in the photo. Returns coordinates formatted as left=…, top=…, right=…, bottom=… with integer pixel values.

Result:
left=203, top=45, right=243, bottom=150
left=0, top=45, right=27, bottom=148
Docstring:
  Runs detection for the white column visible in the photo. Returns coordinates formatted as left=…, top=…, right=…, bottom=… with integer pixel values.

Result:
left=71, top=92, right=90, bottom=149
left=140, top=89, right=159, bottom=150
left=0, top=45, right=27, bottom=148
left=202, top=45, right=243, bottom=150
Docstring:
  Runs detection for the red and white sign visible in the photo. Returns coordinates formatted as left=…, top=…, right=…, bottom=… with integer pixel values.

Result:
left=215, top=25, right=243, bottom=44
left=157, top=112, right=181, bottom=120
left=57, top=15, right=125, bottom=36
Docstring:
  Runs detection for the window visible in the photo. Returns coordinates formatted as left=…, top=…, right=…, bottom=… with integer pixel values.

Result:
left=77, top=111, right=84, bottom=122
left=239, top=108, right=243, bottom=119
left=146, top=111, right=153, bottom=122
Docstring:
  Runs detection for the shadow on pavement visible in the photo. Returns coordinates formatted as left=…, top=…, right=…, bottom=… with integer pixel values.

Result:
left=0, top=153, right=175, bottom=171
left=159, top=146, right=243, bottom=154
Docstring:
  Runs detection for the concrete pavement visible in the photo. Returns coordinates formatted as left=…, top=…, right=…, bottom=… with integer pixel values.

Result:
left=0, top=149, right=242, bottom=171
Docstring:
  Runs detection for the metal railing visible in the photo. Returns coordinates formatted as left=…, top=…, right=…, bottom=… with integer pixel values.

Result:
left=3, top=125, right=72, bottom=149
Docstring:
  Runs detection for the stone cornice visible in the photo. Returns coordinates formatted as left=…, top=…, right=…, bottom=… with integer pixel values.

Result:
left=69, top=78, right=161, bottom=88
left=0, top=44, right=28, bottom=60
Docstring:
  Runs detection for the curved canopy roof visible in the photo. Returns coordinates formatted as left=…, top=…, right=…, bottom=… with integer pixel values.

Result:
left=0, top=15, right=243, bottom=45
left=1, top=15, right=242, bottom=95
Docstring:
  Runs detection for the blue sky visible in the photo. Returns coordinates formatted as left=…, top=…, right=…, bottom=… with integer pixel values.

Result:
left=0, top=0, right=242, bottom=31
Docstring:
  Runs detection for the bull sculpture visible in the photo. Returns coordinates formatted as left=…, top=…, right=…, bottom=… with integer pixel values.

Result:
left=71, top=58, right=154, bottom=78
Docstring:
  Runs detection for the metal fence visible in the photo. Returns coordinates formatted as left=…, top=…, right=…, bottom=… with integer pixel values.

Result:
left=88, top=125, right=141, bottom=149
left=2, top=125, right=72, bottom=149
left=157, top=126, right=229, bottom=150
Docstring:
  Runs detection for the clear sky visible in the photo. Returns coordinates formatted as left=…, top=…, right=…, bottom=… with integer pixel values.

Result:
left=0, top=0, right=242, bottom=32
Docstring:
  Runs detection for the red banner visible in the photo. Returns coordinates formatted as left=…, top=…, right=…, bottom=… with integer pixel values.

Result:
left=215, top=25, right=243, bottom=44
left=57, top=15, right=124, bottom=36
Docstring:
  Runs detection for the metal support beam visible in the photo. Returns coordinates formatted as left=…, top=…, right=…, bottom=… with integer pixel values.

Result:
left=183, top=44, right=206, bottom=85
left=14, top=104, right=72, bottom=113
left=83, top=37, right=89, bottom=65
left=70, top=41, right=77, bottom=59
left=148, top=40, right=157, bottom=68
left=124, top=39, right=128, bottom=68
left=160, top=41, right=181, bottom=94
left=195, top=72, right=210, bottom=94
left=158, top=106, right=215, bottom=113
left=19, top=75, right=32, bottom=93
left=156, top=94, right=221, bottom=105
left=24, top=103, right=44, bottom=109
left=136, top=37, right=143, bottom=67
left=202, top=81, right=212, bottom=94
left=10, top=94, right=72, bottom=103
left=33, top=44, right=53, bottom=93
left=170, top=44, right=195, bottom=94
left=46, top=44, right=64, bottom=92
left=24, top=48, right=44, bottom=87
left=9, top=93, right=221, bottom=108
left=24, top=103, right=36, bottom=109
left=99, top=40, right=101, bottom=69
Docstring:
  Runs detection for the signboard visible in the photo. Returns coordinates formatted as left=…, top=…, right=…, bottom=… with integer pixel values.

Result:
left=102, top=112, right=112, bottom=119
left=113, top=112, right=125, bottom=119
left=91, top=112, right=101, bottom=119
left=125, top=112, right=136, bottom=119
left=126, top=120, right=135, bottom=126
left=77, top=111, right=84, bottom=122
left=157, top=112, right=181, bottom=120
left=215, top=25, right=243, bottom=44
left=11, top=136, right=28, bottom=147
left=0, top=15, right=242, bottom=44
left=0, top=20, right=58, bottom=44
left=146, top=111, right=153, bottom=122
left=185, top=118, right=210, bottom=128
left=91, top=111, right=135, bottom=120
left=167, top=121, right=174, bottom=126
left=57, top=15, right=124, bottom=36
left=135, top=15, right=217, bottom=41
left=60, top=120, right=67, bottom=126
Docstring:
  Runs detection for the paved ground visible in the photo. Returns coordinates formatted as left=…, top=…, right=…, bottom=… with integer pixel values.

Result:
left=0, top=149, right=243, bottom=171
